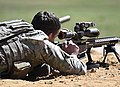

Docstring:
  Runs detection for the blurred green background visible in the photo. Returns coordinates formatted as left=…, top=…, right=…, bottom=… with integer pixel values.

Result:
left=0, top=0, right=120, bottom=37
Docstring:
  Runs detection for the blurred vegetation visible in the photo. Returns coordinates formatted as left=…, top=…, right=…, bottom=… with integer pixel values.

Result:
left=0, top=0, right=120, bottom=37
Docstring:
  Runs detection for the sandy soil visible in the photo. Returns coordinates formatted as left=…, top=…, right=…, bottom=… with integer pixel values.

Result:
left=0, top=45, right=120, bottom=87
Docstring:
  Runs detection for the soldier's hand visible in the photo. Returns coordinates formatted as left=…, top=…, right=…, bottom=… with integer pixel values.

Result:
left=62, top=40, right=79, bottom=55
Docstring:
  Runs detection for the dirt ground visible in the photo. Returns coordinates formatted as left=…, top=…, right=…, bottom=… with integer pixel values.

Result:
left=0, top=45, right=120, bottom=87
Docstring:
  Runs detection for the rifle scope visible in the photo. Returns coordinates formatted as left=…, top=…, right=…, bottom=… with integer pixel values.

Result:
left=58, top=28, right=100, bottom=39
left=58, top=22, right=99, bottom=39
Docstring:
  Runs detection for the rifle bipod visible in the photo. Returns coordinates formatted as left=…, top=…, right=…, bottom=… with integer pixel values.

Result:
left=86, top=48, right=100, bottom=69
left=102, top=44, right=120, bottom=63
left=86, top=45, right=120, bottom=69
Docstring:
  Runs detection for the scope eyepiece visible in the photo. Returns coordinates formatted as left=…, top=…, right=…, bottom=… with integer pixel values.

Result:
left=58, top=29, right=76, bottom=39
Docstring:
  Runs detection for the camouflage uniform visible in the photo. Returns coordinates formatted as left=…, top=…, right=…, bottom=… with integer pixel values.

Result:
left=0, top=29, right=87, bottom=78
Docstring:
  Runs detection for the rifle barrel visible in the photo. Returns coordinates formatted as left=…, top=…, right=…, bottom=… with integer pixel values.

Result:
left=87, top=37, right=120, bottom=47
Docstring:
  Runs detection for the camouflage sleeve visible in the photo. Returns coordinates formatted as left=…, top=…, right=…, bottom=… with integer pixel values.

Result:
left=41, top=40, right=87, bottom=75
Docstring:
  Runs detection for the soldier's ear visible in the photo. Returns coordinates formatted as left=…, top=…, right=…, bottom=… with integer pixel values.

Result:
left=48, top=33, right=54, bottom=42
